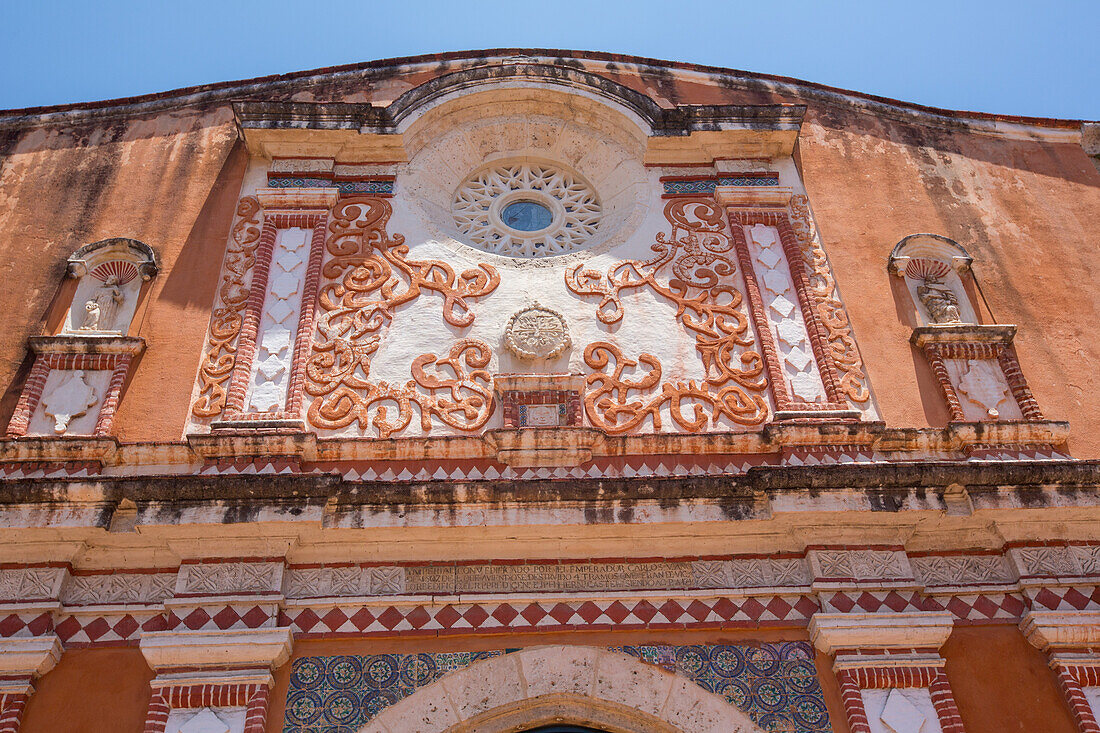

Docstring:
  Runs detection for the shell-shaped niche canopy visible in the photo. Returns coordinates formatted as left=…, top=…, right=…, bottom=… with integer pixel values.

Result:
left=63, top=237, right=158, bottom=335
left=888, top=233, right=976, bottom=326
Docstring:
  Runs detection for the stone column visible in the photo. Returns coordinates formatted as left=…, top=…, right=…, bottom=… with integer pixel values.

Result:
left=810, top=611, right=963, bottom=733
left=1022, top=610, right=1100, bottom=733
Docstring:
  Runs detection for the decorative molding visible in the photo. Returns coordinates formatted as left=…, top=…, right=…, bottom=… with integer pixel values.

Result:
left=62, top=572, right=176, bottom=605
left=177, top=563, right=284, bottom=596
left=0, top=567, right=67, bottom=602
left=495, top=373, right=584, bottom=430
left=809, top=550, right=914, bottom=582
left=911, top=554, right=1017, bottom=587
left=1010, top=546, right=1100, bottom=579
left=694, top=557, right=812, bottom=588
left=663, top=173, right=781, bottom=196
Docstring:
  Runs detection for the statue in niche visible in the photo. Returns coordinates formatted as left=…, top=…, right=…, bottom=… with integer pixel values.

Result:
left=79, top=274, right=125, bottom=332
left=916, top=276, right=962, bottom=324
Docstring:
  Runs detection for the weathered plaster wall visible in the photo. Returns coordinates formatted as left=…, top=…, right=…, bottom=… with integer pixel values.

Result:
left=796, top=109, right=1100, bottom=455
left=0, top=108, right=246, bottom=443
left=942, top=624, right=1076, bottom=733
left=19, top=647, right=154, bottom=732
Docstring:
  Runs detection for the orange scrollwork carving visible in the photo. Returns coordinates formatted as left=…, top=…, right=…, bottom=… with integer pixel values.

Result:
left=191, top=196, right=262, bottom=418
left=567, top=198, right=769, bottom=433
left=789, top=194, right=870, bottom=404
left=305, top=196, right=499, bottom=437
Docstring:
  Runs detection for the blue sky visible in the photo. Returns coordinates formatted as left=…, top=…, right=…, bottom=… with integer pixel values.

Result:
left=2, top=1, right=1097, bottom=119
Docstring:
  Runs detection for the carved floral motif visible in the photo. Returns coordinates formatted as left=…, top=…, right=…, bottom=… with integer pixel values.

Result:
left=566, top=198, right=769, bottom=433
left=505, top=304, right=570, bottom=360
left=305, top=197, right=500, bottom=437
left=788, top=195, right=871, bottom=404
left=191, top=197, right=263, bottom=418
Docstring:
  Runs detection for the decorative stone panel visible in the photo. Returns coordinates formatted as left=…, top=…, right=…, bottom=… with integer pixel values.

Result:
left=7, top=336, right=144, bottom=439
left=495, top=374, right=584, bottom=428
left=912, top=325, right=1043, bottom=423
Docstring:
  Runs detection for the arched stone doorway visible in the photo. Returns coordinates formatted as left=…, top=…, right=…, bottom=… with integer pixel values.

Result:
left=357, top=645, right=764, bottom=733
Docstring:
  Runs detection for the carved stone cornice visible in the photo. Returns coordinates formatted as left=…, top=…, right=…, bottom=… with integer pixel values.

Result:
left=186, top=430, right=316, bottom=461
left=28, top=335, right=145, bottom=356
left=0, top=635, right=63, bottom=678
left=910, top=324, right=1017, bottom=349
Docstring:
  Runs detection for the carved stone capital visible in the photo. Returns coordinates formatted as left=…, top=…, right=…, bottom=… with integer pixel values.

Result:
left=140, top=627, right=293, bottom=672
left=1021, top=611, right=1100, bottom=652
left=809, top=612, right=955, bottom=654
left=0, top=635, right=63, bottom=678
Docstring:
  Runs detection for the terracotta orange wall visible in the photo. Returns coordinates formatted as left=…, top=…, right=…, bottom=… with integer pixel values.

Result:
left=797, top=109, right=1100, bottom=456
left=20, top=647, right=153, bottom=732
left=3, top=66, right=1099, bottom=452
left=264, top=627, right=850, bottom=733
left=941, top=624, right=1076, bottom=732
left=0, top=108, right=246, bottom=443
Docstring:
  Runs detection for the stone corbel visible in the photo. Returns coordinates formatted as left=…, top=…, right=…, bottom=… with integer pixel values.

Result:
left=1021, top=611, right=1100, bottom=733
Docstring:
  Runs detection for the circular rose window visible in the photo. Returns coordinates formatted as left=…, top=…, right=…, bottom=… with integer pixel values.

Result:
left=452, top=162, right=602, bottom=258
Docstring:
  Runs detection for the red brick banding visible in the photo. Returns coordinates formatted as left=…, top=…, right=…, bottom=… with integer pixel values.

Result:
left=143, top=682, right=270, bottom=733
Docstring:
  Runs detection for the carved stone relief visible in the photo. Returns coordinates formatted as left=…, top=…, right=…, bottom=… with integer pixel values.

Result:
left=177, top=562, right=283, bottom=595
left=0, top=567, right=67, bottom=601
left=192, top=198, right=263, bottom=419
left=1010, top=546, right=1100, bottom=578
left=305, top=197, right=500, bottom=438
left=910, top=555, right=1016, bottom=586
left=809, top=550, right=913, bottom=581
left=41, top=371, right=98, bottom=433
left=566, top=197, right=770, bottom=433
left=953, top=358, right=1018, bottom=420
left=61, top=573, right=176, bottom=605
left=504, top=304, right=570, bottom=360
left=63, top=238, right=156, bottom=336
left=27, top=369, right=110, bottom=436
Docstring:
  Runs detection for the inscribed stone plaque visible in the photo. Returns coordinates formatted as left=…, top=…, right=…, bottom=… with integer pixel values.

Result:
left=405, top=562, right=694, bottom=594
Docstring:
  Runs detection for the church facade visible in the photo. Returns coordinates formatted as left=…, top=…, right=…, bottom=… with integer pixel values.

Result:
left=1, top=50, right=1099, bottom=733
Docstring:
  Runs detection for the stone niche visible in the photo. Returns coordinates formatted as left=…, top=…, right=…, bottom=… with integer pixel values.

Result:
left=5, top=238, right=155, bottom=439
left=890, top=234, right=1043, bottom=423
left=62, top=238, right=158, bottom=335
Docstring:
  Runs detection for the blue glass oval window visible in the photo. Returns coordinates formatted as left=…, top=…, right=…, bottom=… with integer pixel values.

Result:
left=501, top=200, right=553, bottom=232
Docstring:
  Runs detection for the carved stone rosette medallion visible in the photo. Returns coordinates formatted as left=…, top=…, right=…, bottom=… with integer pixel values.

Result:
left=505, top=305, right=571, bottom=360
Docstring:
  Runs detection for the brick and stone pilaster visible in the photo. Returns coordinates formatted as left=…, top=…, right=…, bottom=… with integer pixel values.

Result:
left=139, top=627, right=292, bottom=733
left=1022, top=610, right=1100, bottom=733
left=810, top=611, right=963, bottom=733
